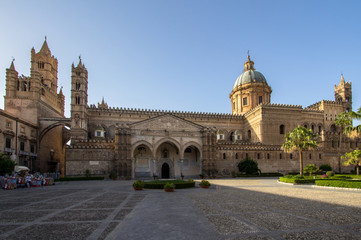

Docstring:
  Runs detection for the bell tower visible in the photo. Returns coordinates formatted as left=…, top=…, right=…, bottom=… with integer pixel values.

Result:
left=70, top=57, right=88, bottom=140
left=334, top=74, right=352, bottom=112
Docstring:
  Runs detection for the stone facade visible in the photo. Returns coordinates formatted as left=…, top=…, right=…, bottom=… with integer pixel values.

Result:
left=2, top=38, right=68, bottom=175
left=66, top=55, right=359, bottom=178
left=2, top=39, right=360, bottom=178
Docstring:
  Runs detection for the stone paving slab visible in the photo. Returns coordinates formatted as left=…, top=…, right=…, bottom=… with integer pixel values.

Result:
left=0, top=179, right=361, bottom=239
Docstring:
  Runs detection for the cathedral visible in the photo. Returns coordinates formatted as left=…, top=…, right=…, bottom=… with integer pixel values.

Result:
left=1, top=39, right=359, bottom=178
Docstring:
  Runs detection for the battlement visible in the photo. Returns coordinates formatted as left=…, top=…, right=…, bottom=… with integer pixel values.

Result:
left=87, top=105, right=243, bottom=120
left=67, top=139, right=114, bottom=149
left=306, top=100, right=343, bottom=110
left=244, top=103, right=322, bottom=117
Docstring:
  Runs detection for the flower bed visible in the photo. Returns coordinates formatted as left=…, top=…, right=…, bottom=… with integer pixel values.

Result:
left=144, top=180, right=195, bottom=189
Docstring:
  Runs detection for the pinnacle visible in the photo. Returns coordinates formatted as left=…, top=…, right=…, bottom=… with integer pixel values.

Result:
left=10, top=60, right=15, bottom=70
left=39, top=36, right=51, bottom=56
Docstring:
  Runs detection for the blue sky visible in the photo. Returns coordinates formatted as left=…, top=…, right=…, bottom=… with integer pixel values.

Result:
left=1, top=0, right=360, bottom=119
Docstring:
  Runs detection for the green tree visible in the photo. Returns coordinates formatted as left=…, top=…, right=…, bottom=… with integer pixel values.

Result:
left=304, top=164, right=318, bottom=176
left=0, top=153, right=16, bottom=175
left=282, top=126, right=318, bottom=177
left=342, top=149, right=361, bottom=176
left=345, top=107, right=361, bottom=134
left=335, top=112, right=352, bottom=172
left=237, top=157, right=259, bottom=174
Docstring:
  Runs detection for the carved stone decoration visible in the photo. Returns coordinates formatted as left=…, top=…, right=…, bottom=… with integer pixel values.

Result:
left=74, top=113, right=80, bottom=127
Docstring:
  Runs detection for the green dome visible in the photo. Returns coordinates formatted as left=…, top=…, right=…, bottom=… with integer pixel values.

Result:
left=233, top=70, right=267, bottom=89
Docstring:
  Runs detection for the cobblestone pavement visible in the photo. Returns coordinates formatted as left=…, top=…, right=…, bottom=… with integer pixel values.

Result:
left=0, top=178, right=360, bottom=240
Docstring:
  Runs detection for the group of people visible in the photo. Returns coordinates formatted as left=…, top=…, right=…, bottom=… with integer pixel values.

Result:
left=0, top=171, right=55, bottom=190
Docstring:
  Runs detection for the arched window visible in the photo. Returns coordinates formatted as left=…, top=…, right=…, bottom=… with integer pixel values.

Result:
left=280, top=125, right=285, bottom=135
left=319, top=154, right=322, bottom=159
left=75, top=96, right=81, bottom=104
left=309, top=153, right=312, bottom=159
left=223, top=153, right=226, bottom=160
left=246, top=153, right=249, bottom=158
left=230, top=132, right=234, bottom=141
left=279, top=153, right=282, bottom=159
left=217, top=130, right=224, bottom=140
left=332, top=140, right=335, bottom=148
left=162, top=150, right=169, bottom=158
left=234, top=130, right=241, bottom=141
left=257, top=153, right=260, bottom=159
left=304, top=124, right=308, bottom=129
left=318, top=126, right=322, bottom=134
left=235, top=153, right=238, bottom=160
left=330, top=124, right=336, bottom=132
left=267, top=153, right=270, bottom=159
left=23, top=81, right=27, bottom=91
left=311, top=125, right=315, bottom=132
left=290, top=154, right=293, bottom=159
left=248, top=130, right=251, bottom=140
left=76, top=82, right=81, bottom=90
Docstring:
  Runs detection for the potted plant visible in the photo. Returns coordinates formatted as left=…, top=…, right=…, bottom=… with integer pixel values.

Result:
left=132, top=180, right=144, bottom=190
left=199, top=180, right=211, bottom=188
left=163, top=182, right=175, bottom=192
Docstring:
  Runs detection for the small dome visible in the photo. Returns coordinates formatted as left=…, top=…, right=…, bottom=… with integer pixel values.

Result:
left=233, top=70, right=267, bottom=89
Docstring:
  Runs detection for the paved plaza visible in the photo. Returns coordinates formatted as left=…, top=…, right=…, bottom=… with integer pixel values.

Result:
left=0, top=178, right=361, bottom=240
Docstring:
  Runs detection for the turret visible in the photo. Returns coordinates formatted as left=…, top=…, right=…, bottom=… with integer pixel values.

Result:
left=30, top=36, right=59, bottom=95
left=334, top=74, right=352, bottom=112
left=5, top=60, right=18, bottom=98
left=70, top=57, right=88, bottom=140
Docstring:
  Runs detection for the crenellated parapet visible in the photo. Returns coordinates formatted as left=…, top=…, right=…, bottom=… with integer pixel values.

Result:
left=67, top=139, right=115, bottom=149
left=87, top=105, right=243, bottom=120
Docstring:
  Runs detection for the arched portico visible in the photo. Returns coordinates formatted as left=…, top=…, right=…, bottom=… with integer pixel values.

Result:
left=132, top=142, right=153, bottom=178
left=181, top=143, right=202, bottom=177
left=154, top=140, right=179, bottom=178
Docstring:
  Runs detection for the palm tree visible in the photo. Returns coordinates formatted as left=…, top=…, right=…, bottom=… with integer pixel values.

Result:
left=345, top=107, right=361, bottom=134
left=282, top=126, right=318, bottom=177
left=342, top=149, right=361, bottom=176
left=335, top=112, right=352, bottom=173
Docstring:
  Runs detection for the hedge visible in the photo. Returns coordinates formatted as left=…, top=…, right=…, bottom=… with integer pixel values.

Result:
left=144, top=180, right=195, bottom=189
left=279, top=177, right=316, bottom=184
left=315, top=180, right=361, bottom=189
left=237, top=172, right=283, bottom=177
left=55, top=177, right=104, bottom=181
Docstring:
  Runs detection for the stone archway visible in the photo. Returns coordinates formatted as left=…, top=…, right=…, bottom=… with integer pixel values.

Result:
left=132, top=143, right=153, bottom=178
left=182, top=143, right=202, bottom=177
left=155, top=141, right=179, bottom=178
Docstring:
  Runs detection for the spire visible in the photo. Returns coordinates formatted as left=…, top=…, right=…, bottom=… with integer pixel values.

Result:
left=243, top=52, right=255, bottom=72
left=77, top=55, right=82, bottom=67
left=39, top=36, right=51, bottom=56
left=10, top=58, right=15, bottom=70
left=59, top=86, right=63, bottom=95
left=341, top=74, right=345, bottom=84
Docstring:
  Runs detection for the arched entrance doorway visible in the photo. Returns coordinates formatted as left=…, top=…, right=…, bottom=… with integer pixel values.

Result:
left=161, top=163, right=170, bottom=179
left=155, top=140, right=179, bottom=179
